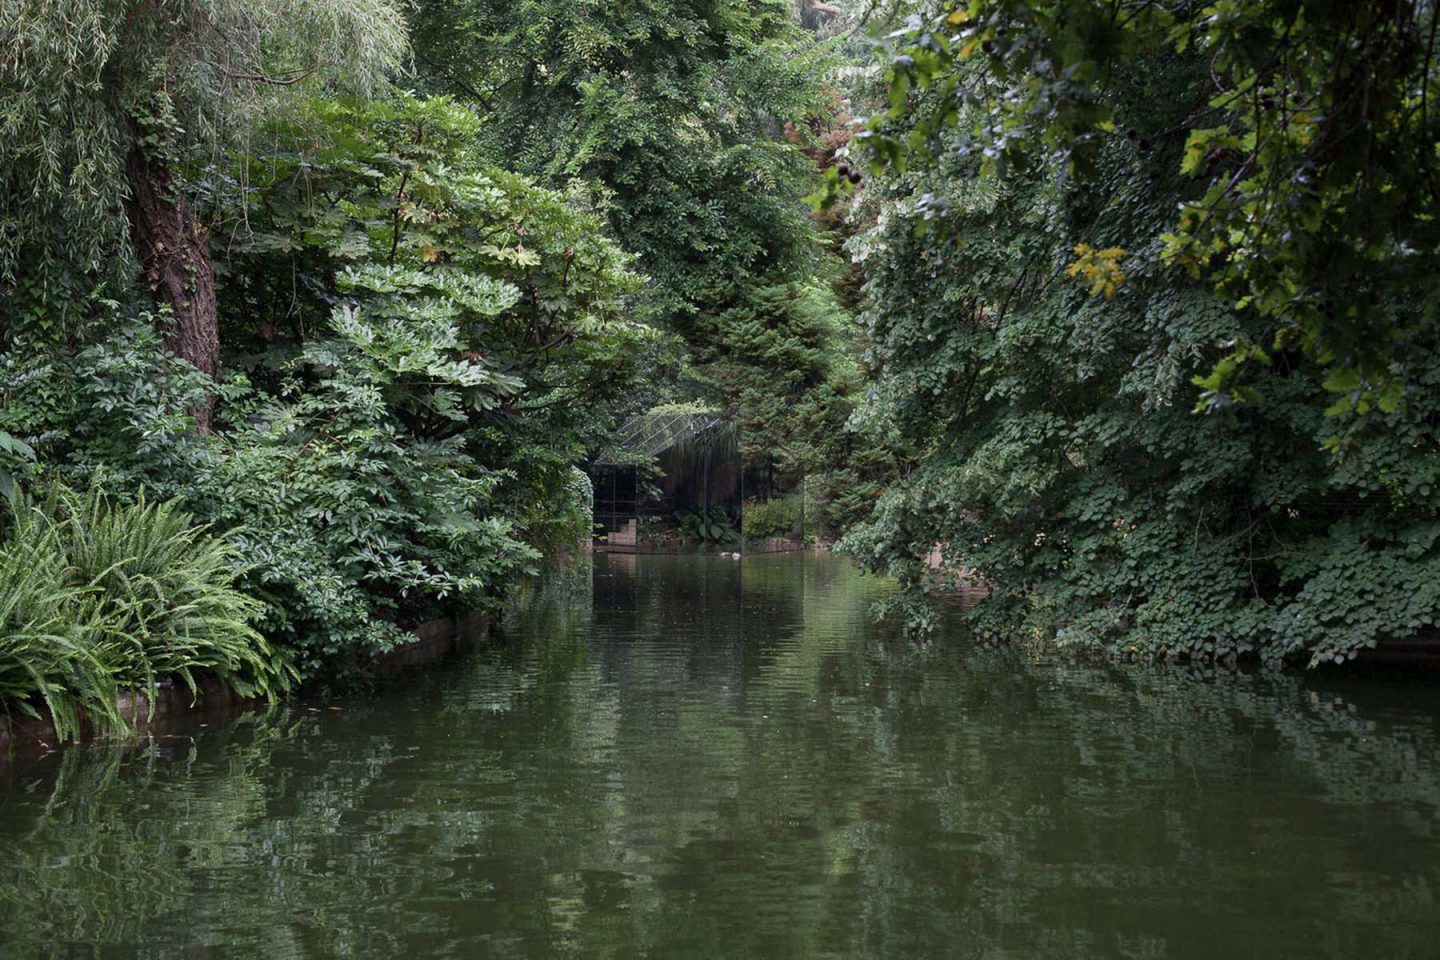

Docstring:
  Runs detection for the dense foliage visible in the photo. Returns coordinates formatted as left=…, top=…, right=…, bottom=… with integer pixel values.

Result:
left=2, top=0, right=408, bottom=430
left=4, top=0, right=1438, bottom=740
left=0, top=485, right=293, bottom=740
left=410, top=0, right=825, bottom=330
left=837, top=0, right=1440, bottom=417
left=4, top=94, right=654, bottom=680
left=836, top=6, right=1440, bottom=664
left=2, top=2, right=661, bottom=724
left=409, top=0, right=891, bottom=533
left=202, top=95, right=653, bottom=667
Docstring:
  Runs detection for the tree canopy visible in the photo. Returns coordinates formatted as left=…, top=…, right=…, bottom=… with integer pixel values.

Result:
left=2, top=0, right=407, bottom=302
left=835, top=0, right=1440, bottom=419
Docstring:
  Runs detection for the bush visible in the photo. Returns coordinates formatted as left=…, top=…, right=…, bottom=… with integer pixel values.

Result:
left=194, top=352, right=539, bottom=674
left=0, top=504, right=114, bottom=741
left=676, top=507, right=737, bottom=545
left=0, top=485, right=294, bottom=741
left=519, top=466, right=593, bottom=553
left=0, top=431, right=34, bottom=499
left=838, top=50, right=1440, bottom=665
left=59, top=487, right=296, bottom=701
left=742, top=497, right=798, bottom=540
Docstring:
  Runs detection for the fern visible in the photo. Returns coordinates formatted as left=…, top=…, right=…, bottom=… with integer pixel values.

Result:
left=0, top=484, right=295, bottom=741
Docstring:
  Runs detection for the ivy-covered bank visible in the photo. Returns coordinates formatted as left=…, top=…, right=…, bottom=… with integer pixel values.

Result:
left=827, top=0, right=1440, bottom=666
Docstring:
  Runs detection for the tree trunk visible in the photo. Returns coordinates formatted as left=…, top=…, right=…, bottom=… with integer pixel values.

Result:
left=123, top=118, right=219, bottom=434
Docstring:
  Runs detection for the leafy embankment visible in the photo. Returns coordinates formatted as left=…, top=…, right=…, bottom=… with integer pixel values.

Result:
left=833, top=2, right=1440, bottom=666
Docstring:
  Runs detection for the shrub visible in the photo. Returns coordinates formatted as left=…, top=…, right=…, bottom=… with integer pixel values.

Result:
left=58, top=486, right=296, bottom=701
left=0, top=431, right=34, bottom=500
left=676, top=507, right=737, bottom=545
left=194, top=354, right=538, bottom=674
left=0, top=503, right=115, bottom=741
left=520, top=466, right=593, bottom=553
left=0, top=485, right=294, bottom=741
left=742, top=497, right=798, bottom=540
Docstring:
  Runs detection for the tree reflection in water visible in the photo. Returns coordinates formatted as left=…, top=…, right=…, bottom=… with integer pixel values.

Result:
left=1, top=553, right=1437, bottom=959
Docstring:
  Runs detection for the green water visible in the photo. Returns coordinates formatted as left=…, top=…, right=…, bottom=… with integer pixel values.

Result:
left=2, top=553, right=1438, bottom=959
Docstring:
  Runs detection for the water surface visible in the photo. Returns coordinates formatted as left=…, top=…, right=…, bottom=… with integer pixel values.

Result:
left=2, top=552, right=1438, bottom=958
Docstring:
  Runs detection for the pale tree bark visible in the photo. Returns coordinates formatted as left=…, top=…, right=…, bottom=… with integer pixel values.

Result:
left=123, top=118, right=219, bottom=434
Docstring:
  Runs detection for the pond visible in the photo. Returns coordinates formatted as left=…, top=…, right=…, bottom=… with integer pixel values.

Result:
left=1, top=552, right=1438, bottom=958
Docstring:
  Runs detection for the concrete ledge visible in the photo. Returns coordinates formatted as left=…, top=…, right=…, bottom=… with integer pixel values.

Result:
left=0, top=674, right=256, bottom=754
left=368, top=610, right=490, bottom=674
left=0, top=610, right=491, bottom=756
left=1354, top=633, right=1440, bottom=667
